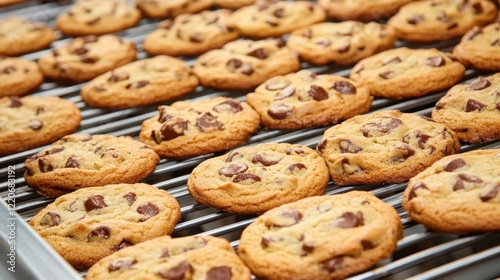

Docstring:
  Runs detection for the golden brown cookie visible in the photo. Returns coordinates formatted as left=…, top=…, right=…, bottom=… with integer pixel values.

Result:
left=136, top=0, right=214, bottom=18
left=0, top=56, right=44, bottom=97
left=215, top=0, right=254, bottom=9
left=453, top=22, right=500, bottom=71
left=318, top=0, right=413, bottom=21
left=0, top=17, right=55, bottom=56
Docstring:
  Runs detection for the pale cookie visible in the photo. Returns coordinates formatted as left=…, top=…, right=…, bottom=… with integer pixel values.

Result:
left=81, top=55, right=199, bottom=108
left=143, top=9, right=239, bottom=57
left=246, top=70, right=373, bottom=130
left=453, top=22, right=500, bottom=71
left=139, top=97, right=260, bottom=159
left=317, top=110, right=461, bottom=185
left=318, top=0, right=413, bottom=21
left=432, top=74, right=500, bottom=143
left=29, top=183, right=181, bottom=268
left=193, top=38, right=300, bottom=90
left=215, top=0, right=254, bottom=9
left=24, top=133, right=160, bottom=197
left=403, top=149, right=500, bottom=235
left=187, top=143, right=329, bottom=214
left=0, top=96, right=81, bottom=156
left=86, top=235, right=251, bottom=280
left=227, top=0, right=326, bottom=38
left=38, top=35, right=137, bottom=83
left=0, top=17, right=55, bottom=56
left=388, top=0, right=498, bottom=42
left=56, top=0, right=141, bottom=36
left=0, top=56, right=44, bottom=97
left=238, top=191, right=403, bottom=280
left=350, top=47, right=466, bottom=99
left=287, top=21, right=396, bottom=66
left=136, top=0, right=214, bottom=19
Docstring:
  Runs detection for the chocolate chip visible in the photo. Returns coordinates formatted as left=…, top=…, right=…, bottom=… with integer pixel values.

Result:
left=362, top=117, right=402, bottom=137
left=196, top=112, right=223, bottom=132
left=81, top=57, right=96, bottom=63
left=40, top=211, right=61, bottom=227
left=273, top=210, right=302, bottom=227
left=86, top=17, right=100, bottom=25
left=408, top=182, right=428, bottom=200
left=232, top=173, right=261, bottom=183
left=492, top=38, right=500, bottom=46
left=226, top=151, right=240, bottom=162
left=471, top=2, right=483, bottom=13
left=38, top=158, right=53, bottom=173
left=302, top=242, right=315, bottom=256
left=36, top=106, right=44, bottom=115
left=379, top=71, right=395, bottom=79
left=307, top=85, right=329, bottom=101
left=212, top=99, right=242, bottom=114
left=84, top=195, right=107, bottom=212
left=27, top=119, right=43, bottom=130
left=48, top=146, right=64, bottom=155
left=458, top=173, right=483, bottom=183
left=339, top=139, right=362, bottom=153
left=407, top=14, right=424, bottom=24
left=285, top=148, right=304, bottom=155
left=465, top=99, right=486, bottom=112
left=65, top=157, right=79, bottom=168
left=465, top=26, right=482, bottom=41
left=447, top=22, right=458, bottom=30
left=266, top=20, right=278, bottom=27
left=335, top=211, right=364, bottom=228
left=383, top=56, right=402, bottom=65
left=332, top=81, right=356, bottom=95
left=92, top=85, right=106, bottom=92
left=158, top=261, right=193, bottom=280
left=391, top=143, right=415, bottom=164
left=426, top=56, right=446, bottom=67
left=241, top=66, right=254, bottom=75
left=227, top=58, right=242, bottom=70
left=266, top=79, right=289, bottom=91
left=126, top=80, right=149, bottom=89
left=315, top=39, right=331, bottom=47
left=467, top=77, right=491, bottom=90
left=189, top=33, right=203, bottom=43
left=73, top=46, right=88, bottom=55
left=268, top=103, right=292, bottom=119
left=479, top=183, right=500, bottom=202
left=137, top=202, right=160, bottom=221
left=158, top=19, right=173, bottom=29
left=88, top=226, right=111, bottom=241
left=322, top=256, right=343, bottom=272
left=82, top=35, right=98, bottom=43
left=8, top=96, right=22, bottom=108
left=286, top=163, right=307, bottom=173
left=274, top=86, right=295, bottom=100
left=110, top=240, right=133, bottom=252
left=247, top=48, right=268, bottom=59
left=272, top=7, right=284, bottom=18
left=453, top=179, right=464, bottom=191
left=252, top=153, right=282, bottom=166
left=403, top=130, right=431, bottom=149
left=317, top=138, right=328, bottom=153
left=2, top=66, right=16, bottom=74
left=444, top=158, right=466, bottom=172
left=123, top=192, right=137, bottom=206
left=108, top=72, right=129, bottom=82
left=159, top=119, right=188, bottom=141
left=337, top=42, right=350, bottom=53
left=158, top=107, right=173, bottom=123
left=206, top=266, right=232, bottom=280
left=108, top=258, right=137, bottom=272
left=219, top=163, right=248, bottom=177
left=361, top=240, right=375, bottom=250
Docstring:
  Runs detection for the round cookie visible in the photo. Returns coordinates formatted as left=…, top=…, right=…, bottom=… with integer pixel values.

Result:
left=432, top=74, right=500, bottom=143
left=388, top=0, right=498, bottom=43
left=0, top=56, right=44, bottom=97
left=38, top=35, right=137, bottom=84
left=143, top=9, right=239, bottom=57
left=0, top=17, right=55, bottom=56
left=187, top=143, right=329, bottom=214
left=317, top=110, right=461, bottom=185
left=246, top=70, right=373, bottom=130
left=24, top=133, right=160, bottom=197
left=139, top=97, right=260, bottom=159
left=86, top=235, right=251, bottom=280
left=193, top=38, right=300, bottom=90
left=0, top=96, right=81, bottom=156
left=227, top=0, right=326, bottom=38
left=29, top=183, right=181, bottom=269
left=453, top=22, right=500, bottom=71
left=318, top=0, right=413, bottom=21
left=215, top=0, right=254, bottom=9
left=350, top=47, right=466, bottom=99
left=402, top=149, right=500, bottom=235
left=238, top=191, right=403, bottom=280
left=81, top=55, right=199, bottom=108
left=56, top=0, right=141, bottom=36
left=287, top=21, right=396, bottom=66
left=136, top=0, right=214, bottom=19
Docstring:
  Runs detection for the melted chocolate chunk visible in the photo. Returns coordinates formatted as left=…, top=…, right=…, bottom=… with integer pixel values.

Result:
left=88, top=226, right=111, bottom=241
left=40, top=211, right=61, bottom=227
left=87, top=17, right=100, bottom=25
left=111, top=240, right=133, bottom=251
left=408, top=182, right=428, bottom=200
left=213, top=100, right=242, bottom=114
left=266, top=20, right=279, bottom=27
left=73, top=46, right=88, bottom=55
left=268, top=103, right=292, bottom=119
left=453, top=179, right=464, bottom=191
left=444, top=158, right=466, bottom=172
left=247, top=48, right=268, bottom=59
left=218, top=163, right=248, bottom=177
left=273, top=210, right=302, bottom=227
left=251, top=153, right=282, bottom=166
left=137, top=202, right=160, bottom=221
left=232, top=173, right=261, bottom=183
left=379, top=70, right=395, bottom=79
left=38, top=158, right=53, bottom=173
left=362, top=117, right=402, bottom=137
left=335, top=211, right=364, bottom=228
left=27, top=119, right=43, bottom=130
left=391, top=143, right=415, bottom=164
left=81, top=57, right=96, bottom=63
left=315, top=39, right=331, bottom=47
left=158, top=261, right=193, bottom=280
left=308, top=85, right=329, bottom=101
left=361, top=240, right=375, bottom=250
left=317, top=138, right=328, bottom=153
left=383, top=56, right=402, bottom=65
left=196, top=112, right=223, bottom=132
left=407, top=14, right=424, bottom=24
left=466, top=77, right=491, bottom=90
left=302, top=242, right=315, bottom=256
left=465, top=99, right=486, bottom=112
left=465, top=26, right=482, bottom=41
left=492, top=38, right=500, bottom=46
left=123, top=192, right=137, bottom=206
left=84, top=195, right=107, bottom=212
left=471, top=2, right=483, bottom=14
left=479, top=183, right=500, bottom=202
left=426, top=56, right=445, bottom=67
left=158, top=19, right=173, bottom=29
left=403, top=130, right=431, bottom=149
left=274, top=86, right=295, bottom=100
left=8, top=96, right=22, bottom=108
left=160, top=119, right=188, bottom=141
left=108, top=72, right=129, bottom=82
left=206, top=266, right=232, bottom=280
left=189, top=33, right=203, bottom=43
left=458, top=173, right=483, bottom=183
left=158, top=107, right=173, bottom=123
left=226, top=58, right=242, bottom=69
left=332, top=81, right=356, bottom=95
left=65, top=156, right=79, bottom=168
left=82, top=35, right=98, bottom=43
left=226, top=151, right=240, bottom=162
left=286, top=163, right=307, bottom=172
left=322, top=256, right=343, bottom=272
left=266, top=79, right=289, bottom=91
left=339, top=139, right=362, bottom=153
left=108, top=258, right=137, bottom=272
left=285, top=147, right=304, bottom=155
left=337, top=42, right=350, bottom=53
left=2, top=66, right=16, bottom=74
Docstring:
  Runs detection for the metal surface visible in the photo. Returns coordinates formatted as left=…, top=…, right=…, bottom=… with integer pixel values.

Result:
left=1, top=1, right=500, bottom=279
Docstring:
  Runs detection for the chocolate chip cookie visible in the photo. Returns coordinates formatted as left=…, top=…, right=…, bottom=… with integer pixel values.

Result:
left=187, top=142, right=329, bottom=214
left=24, top=133, right=160, bottom=197
left=193, top=38, right=300, bottom=90
left=81, top=55, right=199, bottom=108
left=432, top=74, right=500, bottom=143
left=139, top=97, right=260, bottom=159
left=238, top=191, right=403, bottom=280
left=0, top=17, right=56, bottom=56
left=246, top=70, right=373, bottom=130
left=287, top=21, right=396, bottom=66
left=215, top=0, right=254, bottom=9
left=318, top=0, right=413, bottom=21
left=227, top=0, right=326, bottom=38
left=136, top=0, right=214, bottom=18
left=143, top=9, right=239, bottom=57
left=29, top=183, right=181, bottom=268
left=317, top=110, right=461, bottom=185
left=350, top=47, right=466, bottom=99
left=0, top=96, right=81, bottom=156
left=403, top=149, right=500, bottom=235
left=38, top=35, right=137, bottom=83
left=388, top=0, right=498, bottom=42
left=453, top=22, right=500, bottom=71
left=56, top=0, right=141, bottom=36
left=0, top=56, right=44, bottom=97
left=86, top=235, right=251, bottom=280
